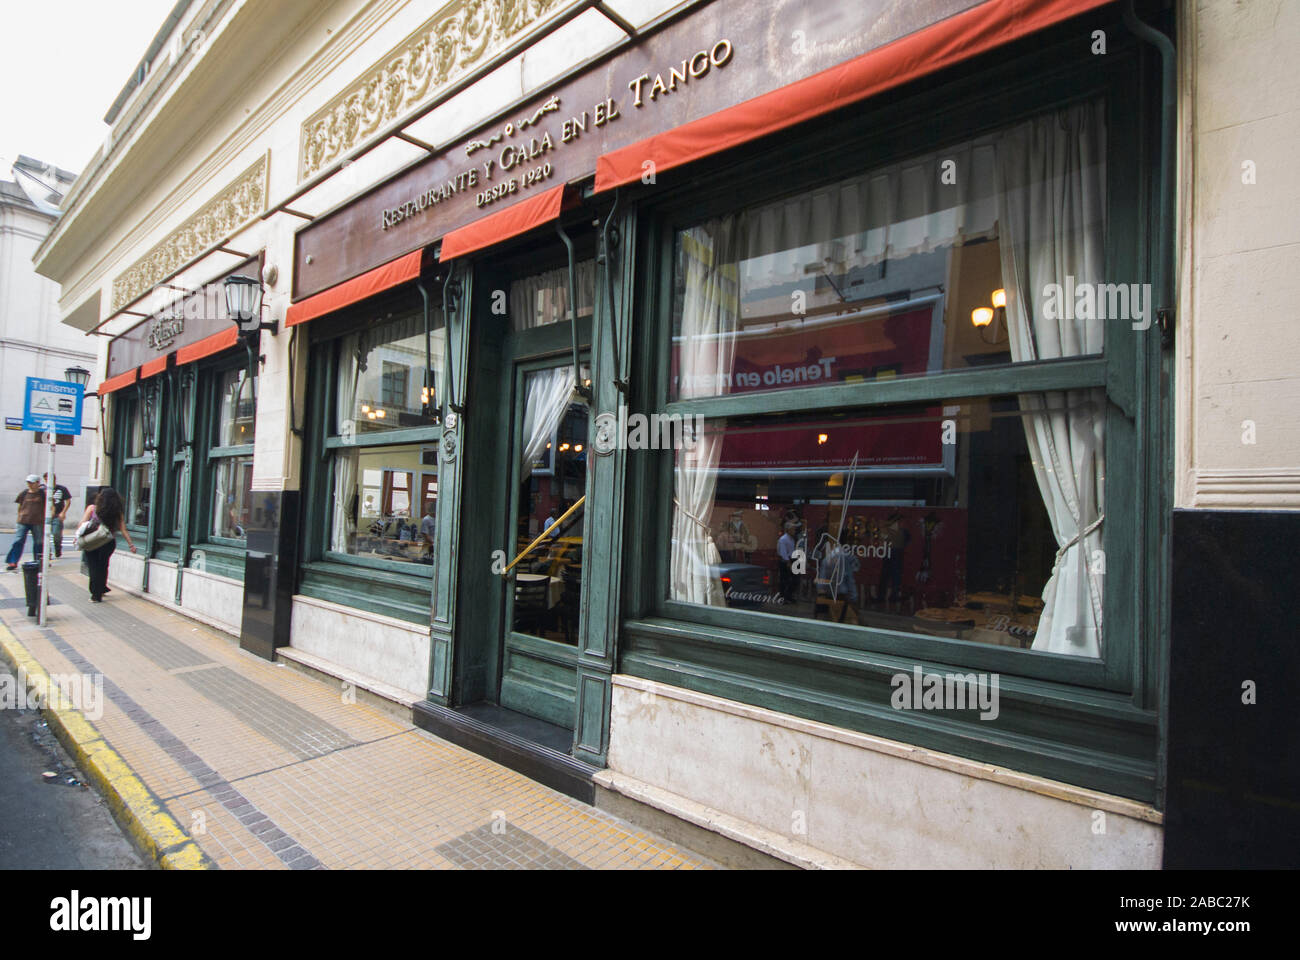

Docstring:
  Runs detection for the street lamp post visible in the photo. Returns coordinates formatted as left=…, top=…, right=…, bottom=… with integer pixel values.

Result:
left=38, top=366, right=93, bottom=627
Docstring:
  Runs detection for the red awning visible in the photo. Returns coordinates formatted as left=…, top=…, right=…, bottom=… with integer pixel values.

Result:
left=595, top=0, right=1112, bottom=192
left=140, top=355, right=169, bottom=379
left=287, top=249, right=424, bottom=326
left=439, top=184, right=567, bottom=262
left=99, top=368, right=139, bottom=395
left=177, top=327, right=239, bottom=366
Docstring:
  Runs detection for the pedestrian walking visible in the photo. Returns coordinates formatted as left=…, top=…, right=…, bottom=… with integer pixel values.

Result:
left=776, top=522, right=797, bottom=604
left=43, top=472, right=73, bottom=560
left=77, top=488, right=136, bottom=602
left=6, top=475, right=46, bottom=570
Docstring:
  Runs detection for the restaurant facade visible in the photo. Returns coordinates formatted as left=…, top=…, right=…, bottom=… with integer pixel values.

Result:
left=34, top=0, right=1300, bottom=869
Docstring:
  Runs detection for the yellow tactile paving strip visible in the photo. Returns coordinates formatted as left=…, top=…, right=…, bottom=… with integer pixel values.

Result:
left=0, top=564, right=716, bottom=870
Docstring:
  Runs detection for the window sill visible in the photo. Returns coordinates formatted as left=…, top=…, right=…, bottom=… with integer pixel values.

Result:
left=322, top=550, right=434, bottom=578
left=188, top=540, right=246, bottom=579
left=299, top=559, right=433, bottom=626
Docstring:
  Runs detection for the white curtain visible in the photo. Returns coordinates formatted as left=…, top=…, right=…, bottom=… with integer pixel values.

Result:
left=671, top=220, right=741, bottom=606
left=520, top=366, right=576, bottom=479
left=510, top=260, right=596, bottom=331
left=331, top=335, right=361, bottom=552
left=996, top=100, right=1108, bottom=657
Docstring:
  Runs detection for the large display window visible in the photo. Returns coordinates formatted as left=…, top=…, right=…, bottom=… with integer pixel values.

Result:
left=207, top=365, right=256, bottom=544
left=666, top=100, right=1108, bottom=658
left=114, top=388, right=155, bottom=536
left=299, top=286, right=447, bottom=624
left=624, top=50, right=1164, bottom=801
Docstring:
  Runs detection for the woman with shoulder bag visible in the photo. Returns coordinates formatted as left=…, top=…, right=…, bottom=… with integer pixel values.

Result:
left=77, top=488, right=135, bottom=602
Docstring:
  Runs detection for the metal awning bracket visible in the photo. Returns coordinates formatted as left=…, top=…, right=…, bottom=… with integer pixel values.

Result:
left=441, top=270, right=466, bottom=415
left=598, top=188, right=628, bottom=396
left=556, top=220, right=592, bottom=401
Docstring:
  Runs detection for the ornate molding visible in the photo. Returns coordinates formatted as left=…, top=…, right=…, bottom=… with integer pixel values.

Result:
left=1192, top=468, right=1300, bottom=509
left=299, top=0, right=571, bottom=181
left=111, top=153, right=269, bottom=312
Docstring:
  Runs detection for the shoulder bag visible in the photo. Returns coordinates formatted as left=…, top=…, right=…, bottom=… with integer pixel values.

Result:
left=75, top=514, right=115, bottom=551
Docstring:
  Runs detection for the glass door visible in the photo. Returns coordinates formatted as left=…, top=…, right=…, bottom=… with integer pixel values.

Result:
left=499, top=359, right=590, bottom=728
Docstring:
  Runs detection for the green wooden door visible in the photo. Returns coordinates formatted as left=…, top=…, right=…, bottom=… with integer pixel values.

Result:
left=498, top=357, right=590, bottom=728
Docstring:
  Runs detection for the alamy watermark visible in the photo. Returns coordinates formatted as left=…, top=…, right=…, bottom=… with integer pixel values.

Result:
left=50, top=890, right=150, bottom=940
left=592, top=404, right=704, bottom=455
left=0, top=668, right=104, bottom=721
left=890, top=666, right=1000, bottom=721
left=1040, top=276, right=1154, bottom=331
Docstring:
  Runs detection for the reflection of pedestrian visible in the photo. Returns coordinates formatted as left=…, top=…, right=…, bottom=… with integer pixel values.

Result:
left=877, top=511, right=910, bottom=608
left=777, top=523, right=797, bottom=603
left=6, top=476, right=46, bottom=570
left=420, top=501, right=437, bottom=553
left=44, top=473, right=72, bottom=559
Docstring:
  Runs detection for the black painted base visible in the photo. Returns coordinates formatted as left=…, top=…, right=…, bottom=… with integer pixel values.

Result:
left=1165, top=508, right=1300, bottom=868
left=412, top=700, right=597, bottom=804
left=240, top=490, right=300, bottom=661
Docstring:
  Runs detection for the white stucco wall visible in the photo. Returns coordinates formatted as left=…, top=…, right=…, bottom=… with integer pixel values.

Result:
left=1178, top=0, right=1300, bottom=508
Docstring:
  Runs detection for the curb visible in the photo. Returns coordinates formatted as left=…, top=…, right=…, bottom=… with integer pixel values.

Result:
left=0, top=623, right=214, bottom=870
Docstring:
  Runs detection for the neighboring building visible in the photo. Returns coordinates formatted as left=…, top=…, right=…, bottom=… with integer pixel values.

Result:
left=0, top=157, right=96, bottom=513
left=30, top=0, right=1300, bottom=869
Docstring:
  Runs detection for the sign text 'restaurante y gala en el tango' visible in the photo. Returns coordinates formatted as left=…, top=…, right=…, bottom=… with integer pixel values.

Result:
left=292, top=0, right=987, bottom=300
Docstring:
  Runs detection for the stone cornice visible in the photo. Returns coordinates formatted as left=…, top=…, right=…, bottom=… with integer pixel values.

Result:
left=37, top=0, right=232, bottom=269
left=300, top=0, right=573, bottom=181
left=40, top=0, right=405, bottom=317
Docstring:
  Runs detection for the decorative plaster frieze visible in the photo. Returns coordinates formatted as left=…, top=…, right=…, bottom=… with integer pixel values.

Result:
left=111, top=153, right=269, bottom=313
left=299, top=0, right=572, bottom=181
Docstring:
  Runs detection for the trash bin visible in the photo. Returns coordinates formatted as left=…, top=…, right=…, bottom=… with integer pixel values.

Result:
left=22, top=561, right=41, bottom=618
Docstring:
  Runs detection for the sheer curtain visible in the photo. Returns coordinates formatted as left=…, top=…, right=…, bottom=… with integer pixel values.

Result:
left=331, top=334, right=361, bottom=552
left=510, top=260, right=596, bottom=331
left=996, top=100, right=1107, bottom=657
left=671, top=220, right=741, bottom=606
left=520, top=366, right=576, bottom=479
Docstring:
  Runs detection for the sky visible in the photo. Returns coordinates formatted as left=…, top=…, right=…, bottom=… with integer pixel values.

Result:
left=0, top=0, right=180, bottom=179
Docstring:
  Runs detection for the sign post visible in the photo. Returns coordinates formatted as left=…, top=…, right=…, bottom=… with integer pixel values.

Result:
left=22, top=378, right=85, bottom=627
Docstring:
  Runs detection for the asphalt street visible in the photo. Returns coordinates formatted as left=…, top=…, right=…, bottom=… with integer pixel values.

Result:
left=0, top=661, right=145, bottom=870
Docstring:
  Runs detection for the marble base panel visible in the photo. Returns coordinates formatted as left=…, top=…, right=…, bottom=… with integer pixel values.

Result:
left=606, top=676, right=1163, bottom=869
left=289, top=595, right=431, bottom=699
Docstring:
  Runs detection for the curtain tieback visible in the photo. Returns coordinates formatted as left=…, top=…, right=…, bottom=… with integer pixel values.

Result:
left=1054, top=513, right=1104, bottom=569
left=672, top=496, right=712, bottom=533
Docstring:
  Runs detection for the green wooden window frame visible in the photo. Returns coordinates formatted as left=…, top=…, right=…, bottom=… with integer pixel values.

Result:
left=299, top=286, right=444, bottom=625
left=620, top=29, right=1168, bottom=803
left=153, top=366, right=195, bottom=564
left=114, top=385, right=159, bottom=541
left=179, top=353, right=256, bottom=580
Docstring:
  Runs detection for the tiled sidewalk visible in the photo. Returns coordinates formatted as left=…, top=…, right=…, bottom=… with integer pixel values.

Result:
left=0, top=561, right=716, bottom=870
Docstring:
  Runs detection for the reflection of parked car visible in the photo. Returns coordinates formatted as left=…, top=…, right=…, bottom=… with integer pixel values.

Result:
left=715, top=561, right=771, bottom=609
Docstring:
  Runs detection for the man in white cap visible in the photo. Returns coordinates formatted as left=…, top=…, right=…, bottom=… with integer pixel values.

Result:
left=6, top=475, right=46, bottom=570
